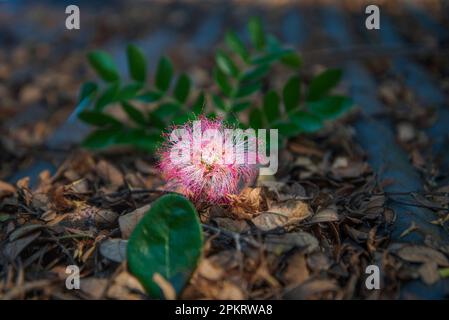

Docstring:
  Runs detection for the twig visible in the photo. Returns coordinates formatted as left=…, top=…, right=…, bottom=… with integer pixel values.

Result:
left=201, top=224, right=260, bottom=248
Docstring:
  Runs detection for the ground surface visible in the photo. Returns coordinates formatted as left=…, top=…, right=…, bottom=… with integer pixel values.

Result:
left=1, top=0, right=449, bottom=299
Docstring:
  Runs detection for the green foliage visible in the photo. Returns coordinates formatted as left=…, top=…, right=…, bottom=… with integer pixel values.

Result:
left=77, top=17, right=352, bottom=153
left=127, top=194, right=203, bottom=298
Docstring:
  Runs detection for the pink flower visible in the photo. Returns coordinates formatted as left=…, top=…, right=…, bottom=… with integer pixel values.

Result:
left=157, top=117, right=261, bottom=205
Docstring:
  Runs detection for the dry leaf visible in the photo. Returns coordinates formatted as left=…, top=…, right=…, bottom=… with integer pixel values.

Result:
left=153, top=273, right=176, bottom=300
left=309, top=207, right=339, bottom=224
left=284, top=279, right=339, bottom=299
left=3, top=231, right=41, bottom=261
left=397, top=245, right=449, bottom=267
left=197, top=259, right=224, bottom=281
left=118, top=203, right=151, bottom=239
left=99, top=239, right=127, bottom=263
left=80, top=278, right=108, bottom=299
left=283, top=253, right=309, bottom=286
left=418, top=262, right=440, bottom=285
left=265, top=232, right=319, bottom=255
left=0, top=180, right=16, bottom=198
left=96, top=160, right=124, bottom=187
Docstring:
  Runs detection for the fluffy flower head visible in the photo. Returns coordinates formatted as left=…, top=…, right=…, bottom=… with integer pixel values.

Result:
left=158, top=117, right=262, bottom=204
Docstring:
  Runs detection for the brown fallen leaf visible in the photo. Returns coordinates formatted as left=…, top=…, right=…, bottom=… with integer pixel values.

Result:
left=308, top=207, right=339, bottom=224
left=284, top=279, right=339, bottom=299
left=153, top=273, right=176, bottom=300
left=3, top=231, right=41, bottom=261
left=80, top=278, right=108, bottom=299
left=0, top=180, right=16, bottom=199
left=107, top=271, right=146, bottom=300
left=229, top=187, right=268, bottom=219
left=418, top=261, right=440, bottom=285
left=118, top=203, right=151, bottom=239
left=283, top=253, right=309, bottom=286
left=397, top=245, right=449, bottom=267
left=265, top=232, right=319, bottom=255
left=99, top=239, right=127, bottom=263
left=196, top=259, right=224, bottom=281
left=96, top=160, right=124, bottom=187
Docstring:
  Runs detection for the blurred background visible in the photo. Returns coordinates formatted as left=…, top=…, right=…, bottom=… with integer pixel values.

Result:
left=1, top=0, right=448, bottom=184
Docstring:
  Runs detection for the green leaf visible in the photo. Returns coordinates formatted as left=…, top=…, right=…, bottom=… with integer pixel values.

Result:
left=78, top=110, right=122, bottom=127
left=283, top=75, right=301, bottom=112
left=215, top=50, right=239, bottom=77
left=249, top=107, right=264, bottom=129
left=87, top=51, right=119, bottom=82
left=251, top=49, right=294, bottom=65
left=308, top=95, right=352, bottom=120
left=192, top=92, right=205, bottom=115
left=95, top=83, right=119, bottom=110
left=82, top=127, right=121, bottom=149
left=307, top=69, right=342, bottom=101
left=263, top=90, right=280, bottom=122
left=248, top=17, right=266, bottom=50
left=235, top=82, right=261, bottom=99
left=213, top=68, right=232, bottom=97
left=117, top=83, right=143, bottom=101
left=127, top=44, right=147, bottom=82
left=173, top=74, right=191, bottom=103
left=148, top=111, right=167, bottom=130
left=239, top=65, right=269, bottom=84
left=127, top=194, right=203, bottom=298
left=121, top=102, right=147, bottom=126
left=276, top=122, right=302, bottom=138
left=137, top=90, right=163, bottom=103
left=232, top=101, right=251, bottom=112
left=281, top=52, right=302, bottom=68
left=212, top=94, right=227, bottom=111
left=155, top=56, right=173, bottom=92
left=153, top=102, right=181, bottom=119
left=115, top=128, right=160, bottom=152
left=225, top=31, right=249, bottom=62
left=290, top=111, right=323, bottom=133
left=78, top=81, right=98, bottom=102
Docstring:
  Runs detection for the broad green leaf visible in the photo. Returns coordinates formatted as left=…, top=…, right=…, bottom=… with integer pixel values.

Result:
left=117, top=83, right=143, bottom=101
left=95, top=83, right=119, bottom=110
left=78, top=82, right=98, bottom=102
left=173, top=74, right=191, bottom=103
left=127, top=194, right=203, bottom=298
left=307, top=69, right=342, bottom=101
left=155, top=56, right=173, bottom=92
left=290, top=111, right=323, bottom=133
left=248, top=17, right=266, bottom=50
left=225, top=31, right=249, bottom=62
left=239, top=65, right=269, bottom=84
left=78, top=110, right=122, bottom=127
left=121, top=102, right=147, bottom=126
left=263, top=90, right=280, bottom=122
left=249, top=107, right=264, bottom=129
left=192, top=92, right=205, bottom=115
left=82, top=127, right=120, bottom=149
left=137, top=90, right=163, bottom=103
left=281, top=52, right=302, bottom=68
left=235, top=82, right=261, bottom=99
left=283, top=75, right=301, bottom=112
left=87, top=51, right=119, bottom=82
left=127, top=44, right=147, bottom=82
left=308, top=95, right=352, bottom=120
left=215, top=51, right=239, bottom=78
left=213, top=68, right=232, bottom=97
